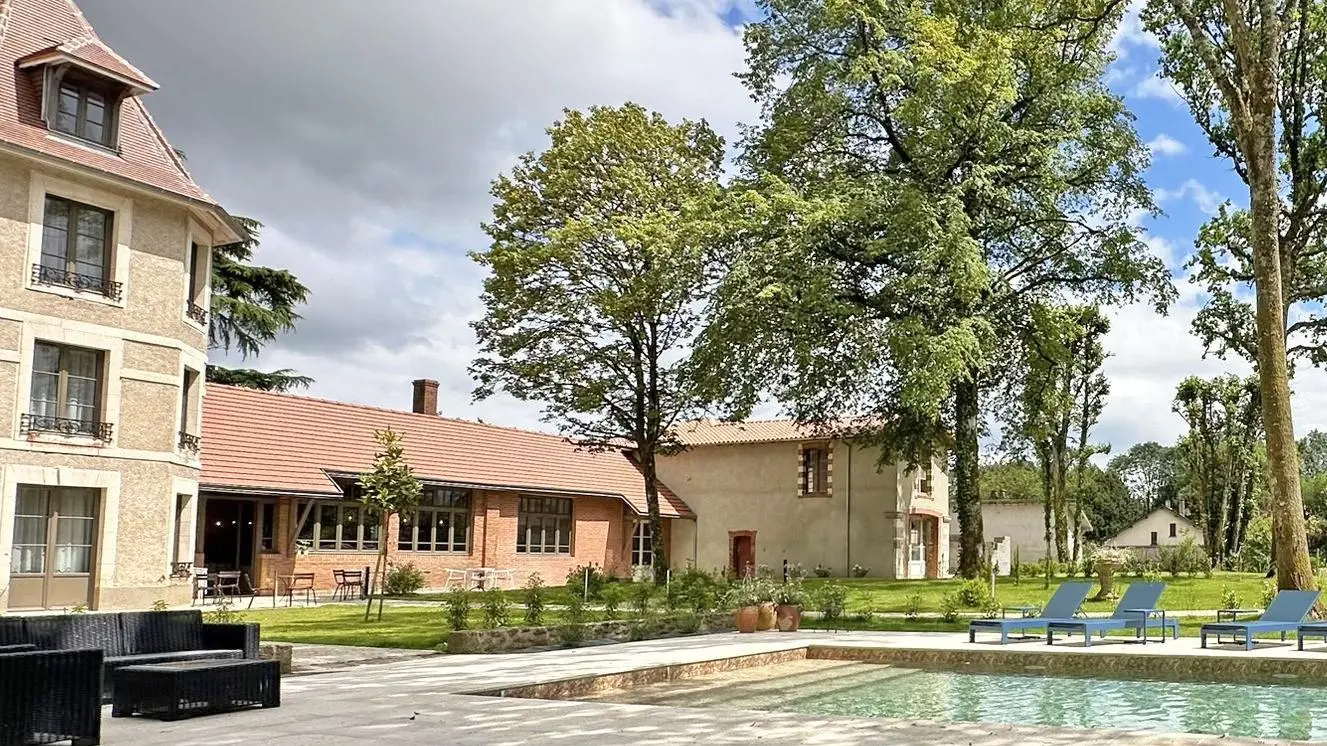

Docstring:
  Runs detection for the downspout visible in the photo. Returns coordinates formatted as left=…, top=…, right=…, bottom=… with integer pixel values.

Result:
left=845, top=444, right=852, bottom=573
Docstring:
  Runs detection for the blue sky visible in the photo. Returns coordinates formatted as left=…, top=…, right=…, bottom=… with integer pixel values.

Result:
left=80, top=0, right=1327, bottom=458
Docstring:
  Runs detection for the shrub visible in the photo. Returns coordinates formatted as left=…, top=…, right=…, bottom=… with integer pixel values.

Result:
left=675, top=611, right=701, bottom=634
left=384, top=561, right=427, bottom=596
left=1221, top=585, right=1240, bottom=611
left=812, top=563, right=832, bottom=578
left=980, top=598, right=1001, bottom=619
left=816, top=581, right=847, bottom=623
left=565, top=590, right=588, bottom=625
left=672, top=567, right=724, bottom=614
left=850, top=563, right=869, bottom=578
left=630, top=581, right=655, bottom=617
left=444, top=587, right=471, bottom=630
left=957, top=578, right=991, bottom=608
left=480, top=587, right=509, bottom=628
left=202, top=600, right=241, bottom=624
left=773, top=579, right=807, bottom=606
left=600, top=583, right=625, bottom=620
left=566, top=563, right=606, bottom=600
left=1011, top=547, right=1021, bottom=584
left=786, top=562, right=809, bottom=581
left=904, top=593, right=923, bottom=621
left=557, top=622, right=586, bottom=646
left=1261, top=580, right=1276, bottom=609
left=1022, top=561, right=1043, bottom=579
left=1142, top=568, right=1163, bottom=583
left=522, top=572, right=546, bottom=626
left=940, top=592, right=961, bottom=623
left=851, top=607, right=874, bottom=623
left=1123, top=549, right=1148, bottom=577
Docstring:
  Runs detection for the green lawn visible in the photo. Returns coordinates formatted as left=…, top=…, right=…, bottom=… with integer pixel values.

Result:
left=803, top=571, right=1270, bottom=614
left=801, top=615, right=1279, bottom=640
left=240, top=604, right=576, bottom=650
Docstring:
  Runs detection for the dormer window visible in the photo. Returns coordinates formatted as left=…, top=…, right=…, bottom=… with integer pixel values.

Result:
left=53, top=74, right=112, bottom=146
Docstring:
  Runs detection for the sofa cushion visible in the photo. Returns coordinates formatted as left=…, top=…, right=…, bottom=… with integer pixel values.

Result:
left=105, top=649, right=243, bottom=669
left=24, top=614, right=125, bottom=657
left=119, top=610, right=205, bottom=655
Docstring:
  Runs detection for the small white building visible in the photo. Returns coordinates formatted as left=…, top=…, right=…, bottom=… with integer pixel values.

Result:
left=949, top=500, right=1090, bottom=572
left=1109, top=506, right=1203, bottom=551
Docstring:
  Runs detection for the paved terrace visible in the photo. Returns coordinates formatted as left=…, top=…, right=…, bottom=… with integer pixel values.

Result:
left=103, top=631, right=1327, bottom=745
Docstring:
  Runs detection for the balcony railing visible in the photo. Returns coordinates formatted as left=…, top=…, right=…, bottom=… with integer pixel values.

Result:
left=20, top=413, right=113, bottom=442
left=185, top=300, right=208, bottom=326
left=178, top=431, right=201, bottom=452
left=31, top=263, right=123, bottom=301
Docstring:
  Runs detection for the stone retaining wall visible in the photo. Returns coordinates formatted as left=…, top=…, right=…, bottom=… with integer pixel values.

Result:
left=447, top=613, right=735, bottom=654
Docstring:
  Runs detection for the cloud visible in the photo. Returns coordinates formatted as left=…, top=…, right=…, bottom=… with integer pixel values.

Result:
left=80, top=0, right=757, bottom=429
left=1147, top=133, right=1187, bottom=158
left=1133, top=72, right=1186, bottom=107
left=1156, top=178, right=1224, bottom=215
left=1110, top=0, right=1159, bottom=60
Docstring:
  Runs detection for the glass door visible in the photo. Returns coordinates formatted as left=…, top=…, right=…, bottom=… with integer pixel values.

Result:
left=907, top=516, right=927, bottom=579
left=8, top=485, right=98, bottom=609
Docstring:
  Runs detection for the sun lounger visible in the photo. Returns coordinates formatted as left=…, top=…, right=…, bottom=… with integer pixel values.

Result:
left=1046, top=582, right=1177, bottom=646
left=968, top=581, right=1093, bottom=644
left=1200, top=590, right=1321, bottom=651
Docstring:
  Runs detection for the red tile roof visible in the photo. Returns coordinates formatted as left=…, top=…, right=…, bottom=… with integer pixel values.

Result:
left=0, top=0, right=215, bottom=204
left=671, top=418, right=834, bottom=446
left=201, top=385, right=693, bottom=519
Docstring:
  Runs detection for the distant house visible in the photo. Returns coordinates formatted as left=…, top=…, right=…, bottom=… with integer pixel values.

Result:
left=1109, top=506, right=1202, bottom=552
left=967, top=500, right=1091, bottom=564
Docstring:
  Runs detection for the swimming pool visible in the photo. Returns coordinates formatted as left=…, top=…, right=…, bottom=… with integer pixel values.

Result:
left=580, top=659, right=1327, bottom=741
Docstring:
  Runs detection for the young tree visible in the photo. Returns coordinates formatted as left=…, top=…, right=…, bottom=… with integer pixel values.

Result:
left=471, top=104, right=725, bottom=583
left=702, top=0, right=1172, bottom=578
left=1172, top=375, right=1263, bottom=567
left=1145, top=0, right=1317, bottom=590
left=357, top=428, right=422, bottom=621
left=208, top=216, right=312, bottom=391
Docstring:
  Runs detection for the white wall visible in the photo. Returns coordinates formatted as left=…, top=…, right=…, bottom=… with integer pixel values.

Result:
left=1110, top=507, right=1203, bottom=548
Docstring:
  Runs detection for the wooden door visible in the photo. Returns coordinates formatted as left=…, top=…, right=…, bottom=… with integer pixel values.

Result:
left=730, top=533, right=755, bottom=578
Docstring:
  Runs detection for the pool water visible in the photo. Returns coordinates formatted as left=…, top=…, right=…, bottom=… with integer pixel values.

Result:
left=582, top=660, right=1327, bottom=741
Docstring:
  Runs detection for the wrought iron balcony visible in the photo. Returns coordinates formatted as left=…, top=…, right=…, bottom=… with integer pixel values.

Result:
left=31, top=263, right=123, bottom=301
left=178, top=431, right=201, bottom=452
left=185, top=300, right=208, bottom=326
left=20, top=413, right=113, bottom=441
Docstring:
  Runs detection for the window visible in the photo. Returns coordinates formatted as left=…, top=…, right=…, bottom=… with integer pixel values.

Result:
left=1169, top=522, right=1177, bottom=538
left=631, top=521, right=653, bottom=567
left=171, top=494, right=189, bottom=567
left=919, top=463, right=934, bottom=494
left=179, top=368, right=200, bottom=451
left=801, top=446, right=829, bottom=494
left=517, top=496, right=571, bottom=554
left=296, top=501, right=381, bottom=551
left=49, top=72, right=115, bottom=147
left=258, top=502, right=275, bottom=552
left=37, top=195, right=118, bottom=299
left=1150, top=531, right=1159, bottom=546
left=399, top=487, right=470, bottom=553
left=26, top=341, right=107, bottom=439
left=185, top=242, right=208, bottom=324
left=11, top=486, right=98, bottom=576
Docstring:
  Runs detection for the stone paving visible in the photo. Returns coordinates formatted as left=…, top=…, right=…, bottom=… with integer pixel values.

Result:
left=102, top=630, right=1327, bottom=745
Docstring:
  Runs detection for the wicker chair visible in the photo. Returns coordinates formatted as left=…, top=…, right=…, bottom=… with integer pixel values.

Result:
left=0, top=648, right=102, bottom=746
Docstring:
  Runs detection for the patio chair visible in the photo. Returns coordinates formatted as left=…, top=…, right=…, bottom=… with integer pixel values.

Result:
left=282, top=572, right=317, bottom=607
left=189, top=566, right=211, bottom=606
left=1046, top=582, right=1178, bottom=646
left=1200, top=589, right=1321, bottom=651
left=332, top=569, right=364, bottom=601
left=214, top=571, right=245, bottom=601
left=968, top=581, right=1093, bottom=644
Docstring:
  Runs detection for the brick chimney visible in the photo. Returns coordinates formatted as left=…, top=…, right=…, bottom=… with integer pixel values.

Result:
left=411, top=379, right=439, bottom=415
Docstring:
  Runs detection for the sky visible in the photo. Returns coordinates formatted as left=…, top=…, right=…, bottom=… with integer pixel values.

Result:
left=76, top=0, right=1327, bottom=458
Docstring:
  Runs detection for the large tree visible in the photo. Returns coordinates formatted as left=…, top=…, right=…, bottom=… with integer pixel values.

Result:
left=702, top=0, right=1171, bottom=577
left=471, top=103, right=725, bottom=584
left=207, top=216, right=311, bottom=392
left=1145, top=0, right=1316, bottom=590
left=1108, top=441, right=1182, bottom=510
left=1172, top=375, right=1263, bottom=567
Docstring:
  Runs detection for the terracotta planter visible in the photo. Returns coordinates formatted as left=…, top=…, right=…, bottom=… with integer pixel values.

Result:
left=776, top=604, right=802, bottom=632
left=756, top=602, right=777, bottom=631
left=735, top=606, right=759, bottom=633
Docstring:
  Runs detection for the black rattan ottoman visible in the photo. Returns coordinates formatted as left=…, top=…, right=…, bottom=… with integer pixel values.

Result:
left=110, top=658, right=280, bottom=721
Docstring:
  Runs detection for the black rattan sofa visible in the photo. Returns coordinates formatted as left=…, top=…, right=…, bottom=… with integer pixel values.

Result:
left=0, top=648, right=102, bottom=746
left=0, top=610, right=258, bottom=700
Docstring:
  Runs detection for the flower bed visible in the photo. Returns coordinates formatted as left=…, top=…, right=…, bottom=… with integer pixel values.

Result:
left=447, top=613, right=734, bottom=654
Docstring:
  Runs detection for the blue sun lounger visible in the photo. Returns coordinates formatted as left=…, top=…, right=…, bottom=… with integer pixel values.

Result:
left=968, top=581, right=1093, bottom=644
left=1045, top=582, right=1177, bottom=646
left=1200, top=590, right=1321, bottom=651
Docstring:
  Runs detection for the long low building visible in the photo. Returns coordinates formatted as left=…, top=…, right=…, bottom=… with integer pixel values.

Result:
left=193, top=382, right=954, bottom=593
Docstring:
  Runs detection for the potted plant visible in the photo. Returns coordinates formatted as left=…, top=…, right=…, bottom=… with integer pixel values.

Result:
left=773, top=580, right=805, bottom=632
left=755, top=578, right=777, bottom=631
left=726, top=582, right=760, bottom=633
left=1089, top=545, right=1132, bottom=601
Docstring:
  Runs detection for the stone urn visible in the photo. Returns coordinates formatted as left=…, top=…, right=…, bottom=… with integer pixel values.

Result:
left=735, top=606, right=759, bottom=633
left=756, top=602, right=777, bottom=631
left=1092, top=559, right=1124, bottom=601
left=776, top=604, right=802, bottom=632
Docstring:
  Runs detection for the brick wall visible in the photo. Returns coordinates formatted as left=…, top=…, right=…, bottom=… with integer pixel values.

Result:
left=251, top=490, right=639, bottom=592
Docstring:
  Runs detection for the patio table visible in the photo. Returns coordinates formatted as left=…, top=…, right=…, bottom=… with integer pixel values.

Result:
left=111, top=658, right=280, bottom=721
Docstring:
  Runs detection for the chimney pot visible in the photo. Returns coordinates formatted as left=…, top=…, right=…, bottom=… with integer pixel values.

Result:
left=411, top=379, right=439, bottom=415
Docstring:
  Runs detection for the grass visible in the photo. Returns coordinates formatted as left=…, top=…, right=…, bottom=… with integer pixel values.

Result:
left=239, top=603, right=584, bottom=650
left=801, top=615, right=1287, bottom=640
left=803, top=571, right=1271, bottom=615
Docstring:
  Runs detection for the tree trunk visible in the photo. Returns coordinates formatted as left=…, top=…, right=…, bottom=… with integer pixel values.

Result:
left=1040, top=445, right=1053, bottom=587
left=1247, top=96, right=1316, bottom=591
left=640, top=447, right=668, bottom=585
left=1052, top=447, right=1069, bottom=564
left=364, top=515, right=389, bottom=622
left=954, top=375, right=983, bottom=578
